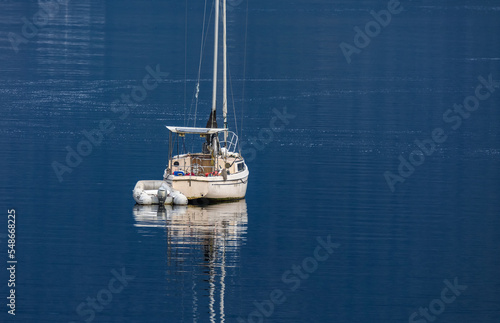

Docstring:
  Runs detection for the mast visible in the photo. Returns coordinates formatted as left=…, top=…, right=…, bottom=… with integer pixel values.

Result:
left=211, top=0, right=220, bottom=117
left=222, top=0, right=228, bottom=136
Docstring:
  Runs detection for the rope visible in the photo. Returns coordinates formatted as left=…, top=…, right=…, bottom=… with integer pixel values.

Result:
left=183, top=0, right=188, bottom=127
left=185, top=0, right=212, bottom=152
left=228, top=67, right=238, bottom=137
left=191, top=0, right=211, bottom=129
left=239, top=0, right=249, bottom=151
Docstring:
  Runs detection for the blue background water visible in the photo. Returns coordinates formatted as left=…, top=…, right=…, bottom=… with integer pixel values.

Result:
left=1, top=1, right=499, bottom=322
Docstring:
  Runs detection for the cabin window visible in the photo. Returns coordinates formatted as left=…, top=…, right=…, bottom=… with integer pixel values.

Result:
left=237, top=162, right=245, bottom=172
left=173, top=161, right=179, bottom=166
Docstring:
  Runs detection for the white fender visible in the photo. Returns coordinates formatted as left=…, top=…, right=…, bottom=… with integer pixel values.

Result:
left=171, top=190, right=188, bottom=205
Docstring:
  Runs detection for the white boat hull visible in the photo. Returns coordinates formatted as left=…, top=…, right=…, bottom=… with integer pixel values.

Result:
left=166, top=168, right=249, bottom=200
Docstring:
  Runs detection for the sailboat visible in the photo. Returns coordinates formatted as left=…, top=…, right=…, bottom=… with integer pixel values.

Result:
left=133, top=0, right=248, bottom=204
left=163, top=0, right=248, bottom=201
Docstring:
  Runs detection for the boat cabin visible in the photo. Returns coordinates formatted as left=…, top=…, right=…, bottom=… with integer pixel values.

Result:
left=165, top=126, right=245, bottom=178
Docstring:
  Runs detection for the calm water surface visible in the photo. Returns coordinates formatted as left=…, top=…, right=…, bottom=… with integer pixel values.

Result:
left=0, top=1, right=499, bottom=322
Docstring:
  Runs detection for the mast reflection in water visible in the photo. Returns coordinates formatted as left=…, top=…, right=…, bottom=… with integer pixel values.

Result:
left=133, top=200, right=248, bottom=322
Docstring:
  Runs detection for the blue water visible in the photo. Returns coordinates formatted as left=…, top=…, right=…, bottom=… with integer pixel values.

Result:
left=1, top=1, right=500, bottom=322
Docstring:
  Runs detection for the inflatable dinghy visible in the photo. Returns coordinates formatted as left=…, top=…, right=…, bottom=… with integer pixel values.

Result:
left=133, top=180, right=188, bottom=205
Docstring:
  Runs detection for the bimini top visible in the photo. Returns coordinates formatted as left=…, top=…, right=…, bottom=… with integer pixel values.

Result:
left=166, top=126, right=226, bottom=135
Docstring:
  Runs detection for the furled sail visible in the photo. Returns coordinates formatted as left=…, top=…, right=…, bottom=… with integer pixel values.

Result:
left=205, top=110, right=218, bottom=128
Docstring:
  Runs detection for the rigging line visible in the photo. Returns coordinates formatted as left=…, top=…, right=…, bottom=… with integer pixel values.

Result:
left=188, top=0, right=212, bottom=152
left=187, top=0, right=208, bottom=127
left=192, top=0, right=212, bottom=129
left=240, top=0, right=249, bottom=149
left=227, top=66, right=238, bottom=138
left=188, top=14, right=213, bottom=142
left=183, top=0, right=188, bottom=127
left=188, top=0, right=205, bottom=127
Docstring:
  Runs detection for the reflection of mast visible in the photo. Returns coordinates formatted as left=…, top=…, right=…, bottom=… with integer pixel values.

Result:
left=192, top=278, right=198, bottom=323
left=220, top=223, right=226, bottom=323
left=133, top=200, right=248, bottom=321
left=209, top=256, right=216, bottom=323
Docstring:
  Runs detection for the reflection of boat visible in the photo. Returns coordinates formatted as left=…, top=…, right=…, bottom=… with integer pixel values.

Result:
left=133, top=199, right=247, bottom=237
left=133, top=199, right=248, bottom=322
